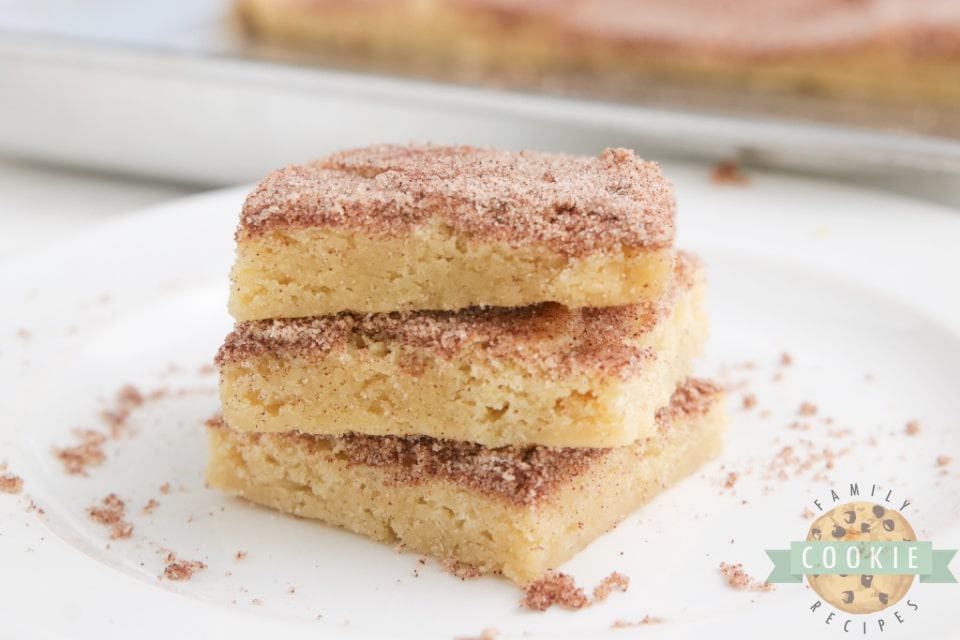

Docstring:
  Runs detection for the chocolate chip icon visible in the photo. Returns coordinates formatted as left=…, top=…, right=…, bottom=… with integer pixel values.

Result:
left=861, top=575, right=873, bottom=587
left=811, top=528, right=822, bottom=540
left=883, top=519, right=895, bottom=532
left=845, top=510, right=857, bottom=524
left=879, top=593, right=889, bottom=605
left=873, top=505, right=885, bottom=518
left=861, top=522, right=871, bottom=533
left=832, top=524, right=846, bottom=538
left=842, top=591, right=854, bottom=604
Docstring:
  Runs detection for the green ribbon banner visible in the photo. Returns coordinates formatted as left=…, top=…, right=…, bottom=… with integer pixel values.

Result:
left=766, top=542, right=957, bottom=584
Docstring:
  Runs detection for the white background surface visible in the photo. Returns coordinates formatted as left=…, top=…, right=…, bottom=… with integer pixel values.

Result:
left=0, top=158, right=191, bottom=262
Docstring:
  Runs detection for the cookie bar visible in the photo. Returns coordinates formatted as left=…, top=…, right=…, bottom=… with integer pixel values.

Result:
left=235, top=0, right=960, bottom=108
left=205, top=378, right=726, bottom=584
left=217, top=252, right=705, bottom=448
left=228, top=144, right=675, bottom=320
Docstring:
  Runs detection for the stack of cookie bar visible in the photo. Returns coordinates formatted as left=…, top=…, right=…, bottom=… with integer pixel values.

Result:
left=207, top=144, right=726, bottom=583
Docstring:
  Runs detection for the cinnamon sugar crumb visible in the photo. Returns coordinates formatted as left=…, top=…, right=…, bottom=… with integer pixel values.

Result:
left=798, top=402, right=817, bottom=416
left=53, top=384, right=165, bottom=475
left=937, top=455, right=953, bottom=467
left=780, top=352, right=793, bottom=366
left=456, top=629, right=499, bottom=640
left=520, top=571, right=590, bottom=611
left=159, top=482, right=171, bottom=495
left=162, top=552, right=207, bottom=581
left=764, top=441, right=850, bottom=482
left=87, top=494, right=133, bottom=539
left=742, top=394, right=757, bottom=410
left=240, top=145, right=675, bottom=257
left=441, top=558, right=482, bottom=580
left=724, top=472, right=739, bottom=489
left=521, top=571, right=630, bottom=611
left=100, top=385, right=145, bottom=439
left=826, top=428, right=851, bottom=439
left=592, top=572, right=630, bottom=602
left=612, top=616, right=664, bottom=628
left=0, top=473, right=23, bottom=494
left=235, top=550, right=247, bottom=561
left=142, top=498, right=159, bottom=514
left=710, top=160, right=749, bottom=186
left=802, top=507, right=816, bottom=519
left=905, top=420, right=921, bottom=436
left=53, top=429, right=107, bottom=475
left=718, top=562, right=775, bottom=592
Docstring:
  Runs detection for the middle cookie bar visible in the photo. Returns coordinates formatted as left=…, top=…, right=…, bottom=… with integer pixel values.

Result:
left=216, top=252, right=706, bottom=448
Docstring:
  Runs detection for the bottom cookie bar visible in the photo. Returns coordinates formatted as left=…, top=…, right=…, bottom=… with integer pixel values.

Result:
left=205, top=378, right=726, bottom=584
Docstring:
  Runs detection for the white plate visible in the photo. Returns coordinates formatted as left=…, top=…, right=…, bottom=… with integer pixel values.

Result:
left=1, top=162, right=959, bottom=639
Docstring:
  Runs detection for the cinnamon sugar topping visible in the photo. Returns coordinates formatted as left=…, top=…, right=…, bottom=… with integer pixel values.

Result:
left=210, top=415, right=606, bottom=506
left=208, top=378, right=720, bottom=505
left=217, top=253, right=698, bottom=381
left=238, top=145, right=675, bottom=256
left=218, top=304, right=658, bottom=380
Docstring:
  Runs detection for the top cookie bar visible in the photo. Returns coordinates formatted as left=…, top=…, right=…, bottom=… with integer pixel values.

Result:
left=229, top=144, right=675, bottom=319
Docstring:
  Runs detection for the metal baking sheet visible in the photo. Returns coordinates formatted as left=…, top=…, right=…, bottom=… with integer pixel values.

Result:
left=1, top=0, right=959, bottom=186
